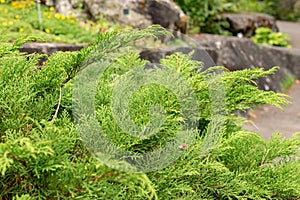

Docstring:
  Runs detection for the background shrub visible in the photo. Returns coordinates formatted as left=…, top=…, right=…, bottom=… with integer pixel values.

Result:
left=174, top=0, right=234, bottom=34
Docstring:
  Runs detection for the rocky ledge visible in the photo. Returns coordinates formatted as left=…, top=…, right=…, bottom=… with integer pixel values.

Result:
left=140, top=34, right=300, bottom=92
left=19, top=35, right=300, bottom=93
left=19, top=42, right=86, bottom=55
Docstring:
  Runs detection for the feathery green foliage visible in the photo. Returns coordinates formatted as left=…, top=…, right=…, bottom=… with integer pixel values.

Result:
left=0, top=26, right=299, bottom=199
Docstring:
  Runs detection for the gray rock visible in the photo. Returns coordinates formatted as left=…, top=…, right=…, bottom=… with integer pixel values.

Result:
left=273, top=47, right=300, bottom=78
left=55, top=0, right=75, bottom=16
left=193, top=34, right=300, bottom=92
left=19, top=42, right=85, bottom=55
left=48, top=0, right=188, bottom=32
left=83, top=0, right=152, bottom=28
left=140, top=34, right=300, bottom=92
left=18, top=36, right=300, bottom=94
left=82, top=0, right=188, bottom=32
left=147, top=0, right=188, bottom=33
left=140, top=46, right=217, bottom=71
left=221, top=13, right=279, bottom=37
left=19, top=42, right=86, bottom=66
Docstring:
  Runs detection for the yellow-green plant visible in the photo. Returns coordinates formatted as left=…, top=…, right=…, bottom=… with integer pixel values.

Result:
left=0, top=26, right=299, bottom=199
left=0, top=2, right=122, bottom=44
left=252, top=27, right=291, bottom=47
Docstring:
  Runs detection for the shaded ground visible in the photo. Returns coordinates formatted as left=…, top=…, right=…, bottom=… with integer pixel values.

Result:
left=244, top=83, right=300, bottom=139
left=244, top=21, right=300, bottom=138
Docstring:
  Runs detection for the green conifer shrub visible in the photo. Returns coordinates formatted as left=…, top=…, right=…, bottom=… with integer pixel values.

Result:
left=0, top=26, right=299, bottom=199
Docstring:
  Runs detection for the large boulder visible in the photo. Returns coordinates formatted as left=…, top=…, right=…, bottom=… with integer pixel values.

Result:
left=147, top=0, right=188, bottom=33
left=193, top=34, right=300, bottom=92
left=140, top=46, right=217, bottom=70
left=221, top=13, right=279, bottom=37
left=48, top=0, right=188, bottom=32
left=83, top=0, right=152, bottom=28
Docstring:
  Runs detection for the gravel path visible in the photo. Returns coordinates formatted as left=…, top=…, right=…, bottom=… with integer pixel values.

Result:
left=244, top=21, right=300, bottom=138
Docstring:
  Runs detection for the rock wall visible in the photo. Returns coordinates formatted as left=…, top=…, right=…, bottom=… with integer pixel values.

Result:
left=140, top=34, right=300, bottom=92
left=19, top=36, right=300, bottom=93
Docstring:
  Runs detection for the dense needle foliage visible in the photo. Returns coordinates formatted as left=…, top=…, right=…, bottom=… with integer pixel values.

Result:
left=0, top=26, right=299, bottom=199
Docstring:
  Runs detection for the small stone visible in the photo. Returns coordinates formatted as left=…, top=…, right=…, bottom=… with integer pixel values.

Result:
left=237, top=33, right=243, bottom=38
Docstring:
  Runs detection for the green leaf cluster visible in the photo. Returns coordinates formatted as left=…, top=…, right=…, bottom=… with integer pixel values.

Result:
left=251, top=27, right=291, bottom=47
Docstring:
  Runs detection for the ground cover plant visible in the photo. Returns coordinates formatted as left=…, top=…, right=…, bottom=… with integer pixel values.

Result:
left=0, top=26, right=299, bottom=199
left=251, top=27, right=291, bottom=47
left=0, top=0, right=123, bottom=44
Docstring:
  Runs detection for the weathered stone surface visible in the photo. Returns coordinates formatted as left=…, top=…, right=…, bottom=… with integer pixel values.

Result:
left=46, top=0, right=188, bottom=32
left=221, top=13, right=279, bottom=37
left=276, top=47, right=300, bottom=78
left=193, top=35, right=272, bottom=71
left=140, top=46, right=217, bottom=70
left=18, top=36, right=300, bottom=94
left=55, top=0, right=75, bottom=16
left=19, top=42, right=85, bottom=55
left=147, top=0, right=188, bottom=33
left=83, top=0, right=152, bottom=28
left=82, top=0, right=188, bottom=32
left=192, top=34, right=300, bottom=92
left=140, top=34, right=300, bottom=92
